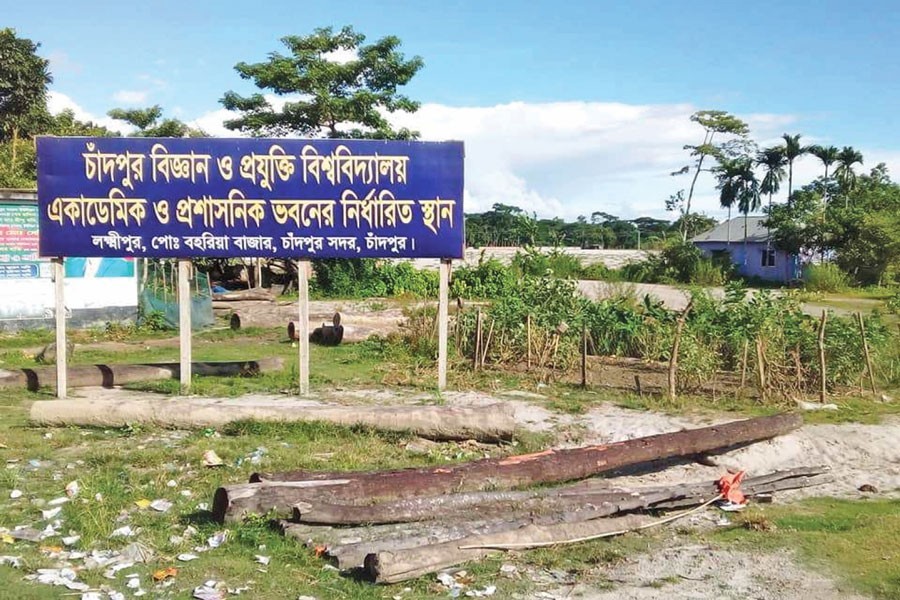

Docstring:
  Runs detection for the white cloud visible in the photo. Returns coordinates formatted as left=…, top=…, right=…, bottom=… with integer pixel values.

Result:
left=47, top=51, right=82, bottom=75
left=112, top=90, right=148, bottom=104
left=322, top=48, right=357, bottom=64
left=46, top=91, right=132, bottom=134
left=79, top=93, right=900, bottom=221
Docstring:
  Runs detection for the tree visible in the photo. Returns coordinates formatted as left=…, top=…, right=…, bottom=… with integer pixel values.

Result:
left=107, top=105, right=205, bottom=137
left=833, top=146, right=864, bottom=198
left=221, top=26, right=423, bottom=139
left=715, top=157, right=760, bottom=253
left=808, top=144, right=839, bottom=179
left=756, top=146, right=786, bottom=215
left=780, top=133, right=808, bottom=203
left=672, top=110, right=750, bottom=240
left=0, top=28, right=52, bottom=174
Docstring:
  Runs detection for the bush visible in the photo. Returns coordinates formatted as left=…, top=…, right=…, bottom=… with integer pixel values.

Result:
left=451, top=257, right=517, bottom=299
left=618, top=241, right=729, bottom=285
left=311, top=259, right=438, bottom=299
left=512, top=247, right=584, bottom=279
left=887, top=290, right=900, bottom=314
left=803, top=263, right=850, bottom=293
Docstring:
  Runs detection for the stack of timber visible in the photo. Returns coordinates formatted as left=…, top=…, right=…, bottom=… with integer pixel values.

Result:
left=211, top=413, right=828, bottom=583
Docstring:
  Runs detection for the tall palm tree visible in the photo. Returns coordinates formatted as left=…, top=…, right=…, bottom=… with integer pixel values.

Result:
left=808, top=144, right=840, bottom=179
left=781, top=133, right=808, bottom=204
left=834, top=146, right=864, bottom=202
left=716, top=157, right=760, bottom=261
left=757, top=146, right=787, bottom=212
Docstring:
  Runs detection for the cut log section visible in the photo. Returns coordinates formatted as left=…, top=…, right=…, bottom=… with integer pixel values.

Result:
left=362, top=466, right=831, bottom=582
left=290, top=465, right=830, bottom=526
left=31, top=396, right=515, bottom=442
left=1, top=358, right=283, bottom=391
left=366, top=513, right=653, bottom=583
left=214, top=413, right=802, bottom=522
left=282, top=466, right=829, bottom=571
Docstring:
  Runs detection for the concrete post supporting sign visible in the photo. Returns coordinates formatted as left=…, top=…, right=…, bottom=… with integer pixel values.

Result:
left=178, top=258, right=192, bottom=393
left=438, top=259, right=451, bottom=391
left=52, top=257, right=67, bottom=399
left=298, top=259, right=310, bottom=396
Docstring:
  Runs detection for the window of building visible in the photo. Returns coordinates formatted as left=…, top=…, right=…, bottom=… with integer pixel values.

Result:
left=761, top=248, right=776, bottom=268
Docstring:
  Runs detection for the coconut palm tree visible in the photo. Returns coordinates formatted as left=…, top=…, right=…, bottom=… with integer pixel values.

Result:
left=781, top=133, right=808, bottom=204
left=715, top=157, right=760, bottom=261
left=808, top=144, right=840, bottom=179
left=757, top=146, right=786, bottom=211
left=834, top=146, right=864, bottom=201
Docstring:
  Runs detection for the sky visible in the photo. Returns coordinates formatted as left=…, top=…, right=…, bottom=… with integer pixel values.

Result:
left=8, top=0, right=900, bottom=221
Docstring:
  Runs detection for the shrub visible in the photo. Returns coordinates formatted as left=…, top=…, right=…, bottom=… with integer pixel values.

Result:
left=451, top=257, right=517, bottom=299
left=512, top=247, right=584, bottom=279
left=803, top=263, right=850, bottom=293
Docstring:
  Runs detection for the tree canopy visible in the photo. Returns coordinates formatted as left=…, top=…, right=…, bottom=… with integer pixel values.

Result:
left=107, top=105, right=206, bottom=137
left=0, top=28, right=51, bottom=142
left=221, top=26, right=423, bottom=140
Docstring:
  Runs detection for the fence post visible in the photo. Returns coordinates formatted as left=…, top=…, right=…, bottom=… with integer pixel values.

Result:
left=667, top=301, right=692, bottom=401
left=857, top=311, right=877, bottom=395
left=818, top=310, right=828, bottom=403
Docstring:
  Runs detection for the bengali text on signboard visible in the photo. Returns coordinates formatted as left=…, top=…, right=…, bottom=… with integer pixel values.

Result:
left=37, top=137, right=465, bottom=259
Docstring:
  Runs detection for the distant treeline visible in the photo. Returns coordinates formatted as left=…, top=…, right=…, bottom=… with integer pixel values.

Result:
left=464, top=204, right=716, bottom=249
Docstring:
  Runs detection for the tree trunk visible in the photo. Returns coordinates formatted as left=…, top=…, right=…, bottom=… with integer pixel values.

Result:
left=291, top=466, right=829, bottom=526
left=366, top=514, right=653, bottom=583
left=9, top=358, right=283, bottom=392
left=214, top=413, right=802, bottom=522
left=288, top=467, right=828, bottom=571
left=32, top=394, right=513, bottom=441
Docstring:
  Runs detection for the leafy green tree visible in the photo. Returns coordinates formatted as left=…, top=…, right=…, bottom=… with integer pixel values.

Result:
left=780, top=133, right=808, bottom=203
left=0, top=28, right=52, bottom=175
left=49, top=108, right=118, bottom=137
left=834, top=146, right=864, bottom=198
left=107, top=105, right=205, bottom=137
left=221, top=26, right=423, bottom=139
left=672, top=110, right=750, bottom=239
left=808, top=144, right=839, bottom=179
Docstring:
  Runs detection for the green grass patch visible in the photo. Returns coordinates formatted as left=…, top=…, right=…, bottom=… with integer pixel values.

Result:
left=713, top=498, right=900, bottom=599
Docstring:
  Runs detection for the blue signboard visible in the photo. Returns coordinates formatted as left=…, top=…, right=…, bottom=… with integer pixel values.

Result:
left=37, top=137, right=465, bottom=259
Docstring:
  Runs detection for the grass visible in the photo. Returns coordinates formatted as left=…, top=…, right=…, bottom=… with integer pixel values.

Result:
left=1, top=324, right=900, bottom=597
left=713, top=497, right=900, bottom=599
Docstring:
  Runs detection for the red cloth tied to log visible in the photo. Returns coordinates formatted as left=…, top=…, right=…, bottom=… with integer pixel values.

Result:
left=717, top=470, right=747, bottom=504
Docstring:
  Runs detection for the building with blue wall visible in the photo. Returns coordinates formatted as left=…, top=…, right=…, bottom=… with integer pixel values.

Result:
left=691, top=216, right=801, bottom=284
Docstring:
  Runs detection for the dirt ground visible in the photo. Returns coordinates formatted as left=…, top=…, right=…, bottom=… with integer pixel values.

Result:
left=52, top=385, right=898, bottom=599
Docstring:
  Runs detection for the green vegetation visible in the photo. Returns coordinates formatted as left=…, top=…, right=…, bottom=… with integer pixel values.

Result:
left=716, top=498, right=900, bottom=599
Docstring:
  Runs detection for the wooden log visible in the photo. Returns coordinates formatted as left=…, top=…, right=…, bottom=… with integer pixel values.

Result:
left=2, top=358, right=283, bottom=391
left=291, top=465, right=830, bottom=526
left=217, top=413, right=803, bottom=522
left=292, top=467, right=829, bottom=571
left=363, top=467, right=832, bottom=583
left=213, top=289, right=275, bottom=302
left=32, top=396, right=514, bottom=441
left=366, top=513, right=653, bottom=582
